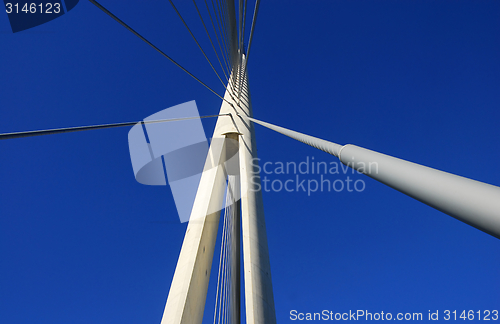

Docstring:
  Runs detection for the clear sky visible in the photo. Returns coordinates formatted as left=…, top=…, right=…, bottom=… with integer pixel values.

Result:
left=1, top=1, right=499, bottom=323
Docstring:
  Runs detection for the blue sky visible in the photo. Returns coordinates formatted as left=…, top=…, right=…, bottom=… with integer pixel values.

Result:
left=1, top=1, right=499, bottom=323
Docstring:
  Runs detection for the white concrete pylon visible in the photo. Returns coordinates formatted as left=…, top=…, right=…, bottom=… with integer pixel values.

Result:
left=225, top=135, right=242, bottom=324
left=161, top=56, right=277, bottom=324
left=160, top=78, right=241, bottom=324
left=233, top=56, right=277, bottom=324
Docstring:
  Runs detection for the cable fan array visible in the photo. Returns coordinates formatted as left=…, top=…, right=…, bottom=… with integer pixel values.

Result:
left=213, top=175, right=240, bottom=324
left=89, top=0, right=260, bottom=109
left=1, top=0, right=262, bottom=139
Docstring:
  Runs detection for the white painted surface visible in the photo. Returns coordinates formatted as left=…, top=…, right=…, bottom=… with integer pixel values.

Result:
left=160, top=78, right=242, bottom=324
left=161, top=55, right=277, bottom=324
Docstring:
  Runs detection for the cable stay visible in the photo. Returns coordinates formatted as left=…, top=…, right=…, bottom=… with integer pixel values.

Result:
left=207, top=0, right=232, bottom=73
left=4, top=0, right=266, bottom=140
left=0, top=114, right=228, bottom=140
left=238, top=0, right=243, bottom=53
left=89, top=0, right=261, bottom=112
left=89, top=0, right=231, bottom=104
left=168, top=0, right=230, bottom=93
left=220, top=0, right=232, bottom=56
left=243, top=0, right=260, bottom=69
left=215, top=0, right=231, bottom=64
left=213, top=175, right=239, bottom=324
left=240, top=114, right=500, bottom=240
left=242, top=0, right=248, bottom=47
left=234, top=0, right=259, bottom=109
left=192, top=0, right=230, bottom=82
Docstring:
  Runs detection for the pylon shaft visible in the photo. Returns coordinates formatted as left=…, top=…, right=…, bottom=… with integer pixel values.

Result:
left=233, top=57, right=277, bottom=324
left=161, top=74, right=242, bottom=324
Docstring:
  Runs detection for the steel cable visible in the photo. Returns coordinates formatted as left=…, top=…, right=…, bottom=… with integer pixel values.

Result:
left=88, top=0, right=231, bottom=103
left=168, top=0, right=229, bottom=92
left=192, top=0, right=230, bottom=82
left=0, top=114, right=228, bottom=140
left=204, top=0, right=232, bottom=76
